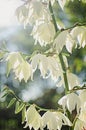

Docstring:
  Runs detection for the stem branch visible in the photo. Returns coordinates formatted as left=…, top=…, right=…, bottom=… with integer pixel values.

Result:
left=49, top=1, right=69, bottom=92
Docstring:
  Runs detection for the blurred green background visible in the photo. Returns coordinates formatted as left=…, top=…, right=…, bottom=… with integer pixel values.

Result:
left=0, top=0, right=86, bottom=130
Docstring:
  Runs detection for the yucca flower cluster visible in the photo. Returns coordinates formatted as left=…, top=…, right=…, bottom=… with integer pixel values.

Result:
left=0, top=0, right=86, bottom=130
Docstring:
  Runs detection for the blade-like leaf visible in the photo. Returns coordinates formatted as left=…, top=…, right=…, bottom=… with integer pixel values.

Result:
left=15, top=101, right=25, bottom=114
left=7, top=98, right=16, bottom=108
left=15, top=101, right=20, bottom=114
left=0, top=51, right=5, bottom=59
left=1, top=93, right=8, bottom=98
left=22, top=107, right=26, bottom=124
left=2, top=85, right=9, bottom=92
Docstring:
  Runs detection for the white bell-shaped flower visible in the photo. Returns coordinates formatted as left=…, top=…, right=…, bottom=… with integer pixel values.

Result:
left=71, top=26, right=86, bottom=48
left=31, top=53, right=61, bottom=81
left=6, top=52, right=24, bottom=76
left=42, top=111, right=72, bottom=130
left=6, top=52, right=33, bottom=82
left=54, top=30, right=75, bottom=54
left=58, top=93, right=81, bottom=114
left=25, top=105, right=42, bottom=130
left=32, top=21, right=55, bottom=46
left=16, top=0, right=51, bottom=27
left=14, top=61, right=33, bottom=82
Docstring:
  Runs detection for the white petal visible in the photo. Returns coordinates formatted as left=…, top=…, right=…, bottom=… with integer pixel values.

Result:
left=67, top=72, right=80, bottom=90
left=54, top=30, right=68, bottom=54
left=57, top=0, right=67, bottom=10
left=25, top=105, right=41, bottom=130
left=58, top=93, right=81, bottom=114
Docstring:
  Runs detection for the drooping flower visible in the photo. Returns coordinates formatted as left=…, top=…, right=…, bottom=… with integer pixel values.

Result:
left=25, top=105, right=42, bottom=130
left=42, top=111, right=72, bottom=130
left=54, top=30, right=75, bottom=54
left=6, top=52, right=33, bottom=82
left=31, top=53, right=61, bottom=81
left=71, top=26, right=86, bottom=48
left=67, top=72, right=80, bottom=90
left=57, top=71, right=80, bottom=90
left=14, top=61, right=33, bottom=82
left=58, top=93, right=81, bottom=114
left=16, top=0, right=51, bottom=27
left=6, top=52, right=23, bottom=76
left=32, top=21, right=55, bottom=46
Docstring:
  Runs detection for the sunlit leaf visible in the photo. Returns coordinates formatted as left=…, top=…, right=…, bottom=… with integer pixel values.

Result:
left=2, top=85, right=9, bottom=92
left=0, top=51, right=5, bottom=59
left=15, top=101, right=25, bottom=114
left=1, top=93, right=8, bottom=98
left=22, top=107, right=26, bottom=124
left=7, top=98, right=16, bottom=108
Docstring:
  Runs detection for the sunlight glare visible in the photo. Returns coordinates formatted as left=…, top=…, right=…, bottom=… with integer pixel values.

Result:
left=0, top=0, right=22, bottom=27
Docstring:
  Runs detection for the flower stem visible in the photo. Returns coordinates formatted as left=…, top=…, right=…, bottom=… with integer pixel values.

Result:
left=59, top=53, right=69, bottom=92
left=49, top=1, right=58, bottom=32
left=49, top=1, right=69, bottom=92
left=49, top=2, right=72, bottom=130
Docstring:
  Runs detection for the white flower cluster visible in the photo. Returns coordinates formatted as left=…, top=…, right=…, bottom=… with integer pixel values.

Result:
left=6, top=52, right=80, bottom=90
left=24, top=105, right=72, bottom=130
left=54, top=27, right=86, bottom=54
left=16, top=0, right=55, bottom=45
left=4, top=0, right=86, bottom=130
left=31, top=53, right=62, bottom=80
left=58, top=90, right=86, bottom=129
left=22, top=91, right=86, bottom=130
left=16, top=0, right=86, bottom=52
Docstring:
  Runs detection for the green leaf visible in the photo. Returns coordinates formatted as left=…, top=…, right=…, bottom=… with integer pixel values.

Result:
left=7, top=98, right=16, bottom=108
left=2, top=85, right=9, bottom=92
left=22, top=107, right=26, bottom=124
left=15, top=101, right=25, bottom=114
left=1, top=93, right=8, bottom=98
left=15, top=101, right=19, bottom=114
left=0, top=51, right=5, bottom=59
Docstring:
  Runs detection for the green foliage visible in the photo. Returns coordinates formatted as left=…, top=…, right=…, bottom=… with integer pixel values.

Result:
left=15, top=101, right=25, bottom=114
left=7, top=98, right=16, bottom=108
left=22, top=107, right=26, bottom=124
